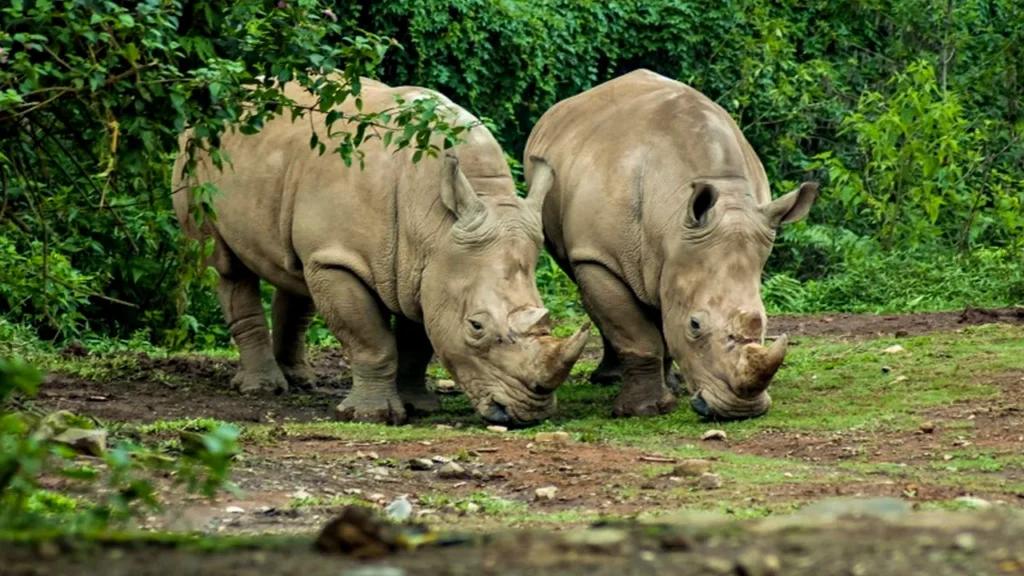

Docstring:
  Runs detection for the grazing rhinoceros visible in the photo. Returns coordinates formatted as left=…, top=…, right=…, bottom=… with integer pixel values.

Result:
left=172, top=77, right=590, bottom=426
left=523, top=69, right=818, bottom=420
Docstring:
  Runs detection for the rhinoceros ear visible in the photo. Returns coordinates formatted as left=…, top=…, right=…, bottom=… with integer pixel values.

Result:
left=761, top=181, right=818, bottom=228
left=525, top=156, right=555, bottom=216
left=441, top=154, right=486, bottom=222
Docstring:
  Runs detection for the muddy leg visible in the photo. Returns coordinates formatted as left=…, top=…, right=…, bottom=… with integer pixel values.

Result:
left=589, top=335, right=623, bottom=386
left=305, top=265, right=405, bottom=425
left=216, top=268, right=288, bottom=395
left=395, top=316, right=440, bottom=415
left=573, top=263, right=677, bottom=417
left=271, top=290, right=317, bottom=389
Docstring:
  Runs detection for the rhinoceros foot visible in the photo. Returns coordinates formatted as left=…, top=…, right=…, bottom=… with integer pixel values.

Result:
left=612, top=385, right=678, bottom=418
left=279, top=362, right=317, bottom=390
left=399, top=388, right=442, bottom=415
left=334, top=396, right=408, bottom=425
left=588, top=365, right=622, bottom=387
left=232, top=369, right=289, bottom=395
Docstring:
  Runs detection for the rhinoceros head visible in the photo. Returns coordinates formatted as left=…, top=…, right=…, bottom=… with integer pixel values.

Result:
left=420, top=156, right=590, bottom=426
left=661, top=179, right=818, bottom=420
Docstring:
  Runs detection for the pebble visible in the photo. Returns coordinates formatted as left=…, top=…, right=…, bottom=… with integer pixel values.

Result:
left=881, top=366, right=892, bottom=373
left=954, top=496, right=992, bottom=509
left=535, top=486, right=559, bottom=501
left=701, top=429, right=727, bottom=441
left=225, top=506, right=245, bottom=514
left=434, top=379, right=458, bottom=393
left=953, top=532, right=977, bottom=552
left=673, top=459, right=713, bottom=477
left=438, top=462, right=466, bottom=479
left=409, top=458, right=434, bottom=471
left=736, top=549, right=781, bottom=576
left=435, top=424, right=453, bottom=430
left=291, top=489, right=312, bottom=500
left=919, top=421, right=936, bottom=434
left=432, top=455, right=451, bottom=464
left=367, top=466, right=391, bottom=478
left=343, top=488, right=363, bottom=496
left=894, top=375, right=909, bottom=382
left=487, top=425, right=508, bottom=433
left=535, top=431, right=572, bottom=444
left=339, top=567, right=406, bottom=576
left=698, top=472, right=723, bottom=490
left=384, top=496, right=412, bottom=522
left=464, top=502, right=480, bottom=514
left=883, top=344, right=906, bottom=354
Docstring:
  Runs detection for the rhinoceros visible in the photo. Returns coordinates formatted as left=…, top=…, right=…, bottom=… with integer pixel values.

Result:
left=524, top=69, right=817, bottom=420
left=172, top=77, right=590, bottom=426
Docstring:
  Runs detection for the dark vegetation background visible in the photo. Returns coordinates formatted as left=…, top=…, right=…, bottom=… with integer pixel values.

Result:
left=2, top=0, right=1023, bottom=349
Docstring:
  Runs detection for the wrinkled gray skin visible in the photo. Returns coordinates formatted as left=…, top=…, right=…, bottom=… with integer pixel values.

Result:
left=172, top=77, right=589, bottom=426
left=524, top=69, right=818, bottom=420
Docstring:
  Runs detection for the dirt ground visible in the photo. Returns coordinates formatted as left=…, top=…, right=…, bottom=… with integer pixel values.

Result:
left=9, top=307, right=1024, bottom=574
left=3, top=508, right=1024, bottom=575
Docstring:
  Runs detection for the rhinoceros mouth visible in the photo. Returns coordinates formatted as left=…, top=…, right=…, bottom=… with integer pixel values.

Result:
left=461, top=376, right=557, bottom=426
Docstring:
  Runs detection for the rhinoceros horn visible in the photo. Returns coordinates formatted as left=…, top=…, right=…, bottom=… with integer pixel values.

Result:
left=533, top=322, right=591, bottom=393
left=735, top=334, right=788, bottom=397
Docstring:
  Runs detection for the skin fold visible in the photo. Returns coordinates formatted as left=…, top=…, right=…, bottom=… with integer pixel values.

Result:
left=172, top=77, right=589, bottom=426
left=525, top=69, right=818, bottom=420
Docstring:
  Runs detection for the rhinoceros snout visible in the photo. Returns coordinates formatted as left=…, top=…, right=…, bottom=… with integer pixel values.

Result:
left=689, top=391, right=766, bottom=422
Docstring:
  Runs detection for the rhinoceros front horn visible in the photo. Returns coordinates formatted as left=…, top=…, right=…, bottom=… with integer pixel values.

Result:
left=534, top=322, right=592, bottom=393
left=736, top=334, right=788, bottom=397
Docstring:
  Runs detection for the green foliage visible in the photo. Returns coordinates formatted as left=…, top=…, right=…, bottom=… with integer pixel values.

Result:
left=2, top=0, right=1023, bottom=344
left=0, top=354, right=240, bottom=532
left=0, top=0, right=468, bottom=342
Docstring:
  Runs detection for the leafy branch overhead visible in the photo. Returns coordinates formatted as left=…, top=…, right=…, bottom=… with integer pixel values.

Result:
left=0, top=0, right=469, bottom=338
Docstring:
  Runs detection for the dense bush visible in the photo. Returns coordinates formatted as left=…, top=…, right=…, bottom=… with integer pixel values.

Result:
left=2, top=0, right=1022, bottom=345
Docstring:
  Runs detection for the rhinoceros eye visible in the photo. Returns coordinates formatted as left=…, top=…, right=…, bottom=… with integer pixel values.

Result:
left=689, top=317, right=701, bottom=332
left=469, top=320, right=483, bottom=331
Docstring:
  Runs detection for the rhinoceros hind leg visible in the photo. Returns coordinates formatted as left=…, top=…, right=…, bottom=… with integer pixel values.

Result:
left=214, top=256, right=288, bottom=395
left=395, top=316, right=441, bottom=415
left=573, top=263, right=678, bottom=418
left=306, top=265, right=407, bottom=425
left=271, top=290, right=317, bottom=390
left=589, top=335, right=622, bottom=386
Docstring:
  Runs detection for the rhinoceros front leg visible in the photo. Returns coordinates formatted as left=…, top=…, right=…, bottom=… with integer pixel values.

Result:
left=591, top=337, right=681, bottom=395
left=573, top=263, right=678, bottom=417
left=216, top=268, right=289, bottom=395
left=306, top=265, right=406, bottom=425
left=394, top=316, right=441, bottom=415
left=271, top=290, right=317, bottom=389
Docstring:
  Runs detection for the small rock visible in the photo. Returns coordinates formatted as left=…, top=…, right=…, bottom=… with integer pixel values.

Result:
left=368, top=493, right=387, bottom=503
left=464, top=502, right=480, bottom=514
left=894, top=375, right=909, bottom=382
left=409, top=458, right=434, bottom=471
left=487, top=425, right=508, bottom=433
left=356, top=451, right=379, bottom=460
left=943, top=454, right=954, bottom=461
left=384, top=497, right=412, bottom=522
left=435, top=424, right=453, bottom=430
left=883, top=344, right=906, bottom=354
left=954, top=496, right=991, bottom=509
left=343, top=488, right=363, bottom=496
left=535, top=431, right=572, bottom=444
left=881, top=366, right=892, bottom=373
left=535, top=486, right=558, bottom=501
left=225, top=506, right=245, bottom=514
left=434, top=379, right=458, bottom=393
left=339, top=567, right=406, bottom=576
left=919, top=421, right=936, bottom=434
left=701, top=429, right=727, bottom=442
left=438, top=462, right=466, bottom=479
left=52, top=428, right=107, bottom=457
left=432, top=455, right=451, bottom=464
left=672, top=459, right=713, bottom=477
left=367, top=466, right=391, bottom=478
left=736, top=549, right=781, bottom=576
left=953, top=532, right=976, bottom=552
left=559, top=527, right=627, bottom=550
left=697, top=472, right=722, bottom=490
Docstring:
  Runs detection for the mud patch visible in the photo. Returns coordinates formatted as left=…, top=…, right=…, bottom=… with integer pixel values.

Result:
left=770, top=306, right=1024, bottom=339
